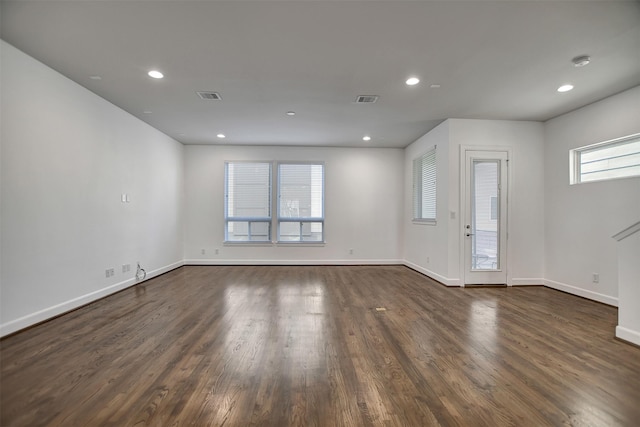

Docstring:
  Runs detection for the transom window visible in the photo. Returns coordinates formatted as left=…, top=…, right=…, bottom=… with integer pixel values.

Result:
left=571, top=133, right=640, bottom=184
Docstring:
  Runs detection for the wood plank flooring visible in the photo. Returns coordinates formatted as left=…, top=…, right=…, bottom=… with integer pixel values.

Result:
left=1, top=265, right=639, bottom=426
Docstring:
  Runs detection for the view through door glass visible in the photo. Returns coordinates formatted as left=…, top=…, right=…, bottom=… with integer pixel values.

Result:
left=472, top=160, right=499, bottom=270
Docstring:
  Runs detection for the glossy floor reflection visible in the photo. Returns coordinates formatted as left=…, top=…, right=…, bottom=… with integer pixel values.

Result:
left=1, top=265, right=639, bottom=426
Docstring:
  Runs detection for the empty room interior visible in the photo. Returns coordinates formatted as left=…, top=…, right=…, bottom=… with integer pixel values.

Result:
left=1, top=0, right=639, bottom=426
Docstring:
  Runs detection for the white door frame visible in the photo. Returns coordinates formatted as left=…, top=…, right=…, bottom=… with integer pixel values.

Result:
left=459, top=146, right=512, bottom=286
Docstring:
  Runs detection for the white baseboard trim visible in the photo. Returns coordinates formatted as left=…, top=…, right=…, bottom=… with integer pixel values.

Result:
left=2, top=261, right=624, bottom=337
left=510, top=278, right=545, bottom=286
left=402, top=261, right=461, bottom=287
left=184, top=258, right=403, bottom=266
left=543, top=279, right=618, bottom=307
left=616, top=325, right=640, bottom=346
left=0, top=260, right=184, bottom=338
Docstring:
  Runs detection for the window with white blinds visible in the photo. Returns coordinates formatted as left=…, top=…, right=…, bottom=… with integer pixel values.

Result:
left=278, top=163, right=324, bottom=242
left=413, top=147, right=437, bottom=223
left=571, top=133, right=640, bottom=184
left=224, top=162, right=272, bottom=242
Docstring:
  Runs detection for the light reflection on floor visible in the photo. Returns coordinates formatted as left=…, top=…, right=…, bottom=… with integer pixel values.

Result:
left=220, top=281, right=327, bottom=377
left=469, top=299, right=498, bottom=349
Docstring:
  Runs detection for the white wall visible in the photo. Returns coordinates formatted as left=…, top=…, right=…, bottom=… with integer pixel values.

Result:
left=616, top=228, right=640, bottom=346
left=404, top=119, right=545, bottom=286
left=403, top=121, right=453, bottom=284
left=184, top=145, right=404, bottom=264
left=3, top=39, right=637, bottom=339
left=449, top=119, right=546, bottom=286
left=0, top=42, right=184, bottom=336
left=544, top=86, right=640, bottom=306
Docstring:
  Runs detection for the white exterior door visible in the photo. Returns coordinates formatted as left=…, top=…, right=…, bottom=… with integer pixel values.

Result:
left=464, top=150, right=508, bottom=285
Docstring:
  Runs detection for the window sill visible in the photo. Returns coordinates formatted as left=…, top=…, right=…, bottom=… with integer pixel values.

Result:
left=276, top=241, right=326, bottom=247
left=412, top=219, right=437, bottom=226
left=223, top=241, right=273, bottom=247
left=222, top=241, right=326, bottom=247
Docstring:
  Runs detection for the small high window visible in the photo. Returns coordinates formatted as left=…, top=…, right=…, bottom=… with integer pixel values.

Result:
left=571, top=133, right=640, bottom=184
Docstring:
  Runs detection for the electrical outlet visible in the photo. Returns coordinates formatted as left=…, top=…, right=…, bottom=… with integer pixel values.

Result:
left=122, top=264, right=130, bottom=273
left=349, top=248, right=354, bottom=255
left=593, top=273, right=599, bottom=283
left=105, top=269, right=110, bottom=278
left=426, top=256, right=430, bottom=264
left=201, top=249, right=206, bottom=255
left=215, top=248, right=219, bottom=255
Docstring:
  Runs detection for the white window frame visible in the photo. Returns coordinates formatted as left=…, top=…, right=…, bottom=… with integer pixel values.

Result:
left=413, top=146, right=437, bottom=224
left=277, top=162, right=325, bottom=243
left=223, top=161, right=326, bottom=245
left=570, top=133, right=640, bottom=184
left=224, top=161, right=272, bottom=243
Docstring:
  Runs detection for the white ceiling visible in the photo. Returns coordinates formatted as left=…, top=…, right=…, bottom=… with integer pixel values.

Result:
left=2, top=0, right=639, bottom=148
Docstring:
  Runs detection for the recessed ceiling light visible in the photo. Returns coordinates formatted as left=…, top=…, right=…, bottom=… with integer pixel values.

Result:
left=557, top=84, right=574, bottom=93
left=89, top=75, right=102, bottom=80
left=217, top=134, right=226, bottom=139
left=148, top=70, right=164, bottom=79
left=406, top=77, right=420, bottom=86
left=143, top=110, right=152, bottom=114
left=363, top=136, right=372, bottom=141
left=429, top=84, right=441, bottom=89
left=286, top=111, right=296, bottom=116
left=572, top=55, right=591, bottom=67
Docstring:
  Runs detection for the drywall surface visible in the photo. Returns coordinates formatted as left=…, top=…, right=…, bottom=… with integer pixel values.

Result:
left=403, top=121, right=453, bottom=284
left=616, top=229, right=640, bottom=345
left=404, top=119, right=545, bottom=286
left=544, top=86, right=640, bottom=306
left=1, top=41, right=184, bottom=336
left=183, top=145, right=403, bottom=264
left=449, top=119, right=545, bottom=286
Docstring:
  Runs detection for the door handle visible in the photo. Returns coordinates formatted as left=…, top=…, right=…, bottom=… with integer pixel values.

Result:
left=466, top=233, right=474, bottom=237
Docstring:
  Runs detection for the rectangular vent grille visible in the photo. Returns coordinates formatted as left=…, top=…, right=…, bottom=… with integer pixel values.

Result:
left=197, top=91, right=222, bottom=100
left=355, top=95, right=378, bottom=104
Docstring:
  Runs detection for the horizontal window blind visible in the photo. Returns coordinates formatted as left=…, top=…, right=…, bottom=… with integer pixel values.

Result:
left=278, top=163, right=324, bottom=242
left=413, top=147, right=437, bottom=221
left=573, top=134, right=640, bottom=184
left=224, top=162, right=271, bottom=241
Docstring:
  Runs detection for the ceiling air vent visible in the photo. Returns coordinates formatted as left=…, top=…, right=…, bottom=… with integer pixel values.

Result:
left=354, top=95, right=379, bottom=104
left=196, top=91, right=222, bottom=100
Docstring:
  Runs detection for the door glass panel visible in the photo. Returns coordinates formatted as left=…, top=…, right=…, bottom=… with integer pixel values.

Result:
left=472, top=160, right=499, bottom=270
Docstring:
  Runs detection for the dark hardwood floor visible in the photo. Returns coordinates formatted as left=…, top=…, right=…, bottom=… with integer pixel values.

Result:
left=1, top=265, right=639, bottom=426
